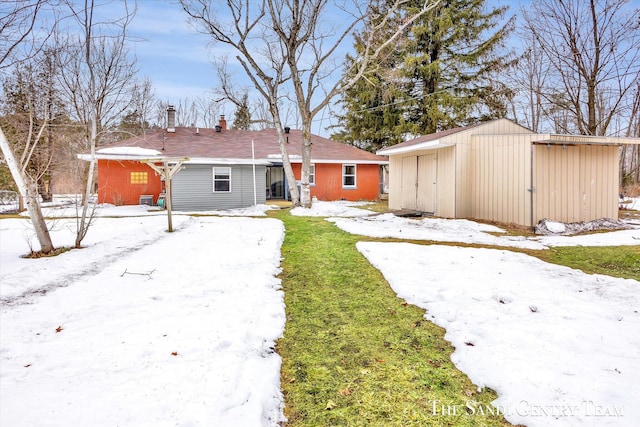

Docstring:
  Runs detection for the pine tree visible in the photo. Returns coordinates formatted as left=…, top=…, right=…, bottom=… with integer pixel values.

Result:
left=232, top=93, right=252, bottom=130
left=334, top=0, right=514, bottom=151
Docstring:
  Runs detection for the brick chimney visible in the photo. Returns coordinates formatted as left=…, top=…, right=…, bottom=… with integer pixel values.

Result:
left=167, top=105, right=176, bottom=133
left=219, top=115, right=227, bottom=130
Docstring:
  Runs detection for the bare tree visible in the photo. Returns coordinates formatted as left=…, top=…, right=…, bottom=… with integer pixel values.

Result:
left=180, top=0, right=439, bottom=207
left=130, top=76, right=156, bottom=135
left=194, top=95, right=222, bottom=128
left=522, top=0, right=640, bottom=136
left=620, top=81, right=640, bottom=186
left=0, top=0, right=60, bottom=254
left=0, top=0, right=60, bottom=69
left=57, top=0, right=137, bottom=248
left=507, top=30, right=551, bottom=132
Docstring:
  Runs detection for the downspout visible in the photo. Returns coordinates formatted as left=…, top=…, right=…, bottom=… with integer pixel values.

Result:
left=251, top=139, right=257, bottom=206
left=529, top=144, right=534, bottom=228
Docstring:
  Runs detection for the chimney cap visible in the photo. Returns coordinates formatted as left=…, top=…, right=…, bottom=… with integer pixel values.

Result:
left=167, top=105, right=176, bottom=133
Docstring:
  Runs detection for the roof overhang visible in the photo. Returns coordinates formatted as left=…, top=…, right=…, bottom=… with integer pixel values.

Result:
left=531, top=134, right=640, bottom=146
left=376, top=140, right=456, bottom=156
left=77, top=153, right=170, bottom=161
left=183, top=157, right=272, bottom=166
left=78, top=154, right=271, bottom=166
left=265, top=154, right=387, bottom=165
left=293, top=159, right=388, bottom=165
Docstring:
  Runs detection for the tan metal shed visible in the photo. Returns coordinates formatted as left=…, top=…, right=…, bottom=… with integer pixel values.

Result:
left=378, top=119, right=640, bottom=227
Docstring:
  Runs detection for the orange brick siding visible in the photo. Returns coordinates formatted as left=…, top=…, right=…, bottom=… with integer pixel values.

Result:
left=292, top=163, right=381, bottom=201
left=97, top=160, right=162, bottom=205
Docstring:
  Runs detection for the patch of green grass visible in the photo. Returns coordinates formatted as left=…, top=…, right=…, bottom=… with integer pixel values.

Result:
left=533, top=245, right=640, bottom=282
left=360, top=200, right=391, bottom=214
left=272, top=210, right=512, bottom=426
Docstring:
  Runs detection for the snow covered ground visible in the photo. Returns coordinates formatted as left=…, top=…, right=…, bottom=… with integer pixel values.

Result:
left=295, top=202, right=640, bottom=426
left=1, top=199, right=639, bottom=427
left=619, top=196, right=640, bottom=211
left=328, top=213, right=640, bottom=249
left=358, top=243, right=639, bottom=426
left=0, top=207, right=286, bottom=426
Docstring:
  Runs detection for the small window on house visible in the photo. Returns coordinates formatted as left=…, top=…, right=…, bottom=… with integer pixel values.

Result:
left=130, top=171, right=148, bottom=184
left=342, top=164, right=356, bottom=188
left=309, top=164, right=316, bottom=185
left=213, top=167, right=231, bottom=192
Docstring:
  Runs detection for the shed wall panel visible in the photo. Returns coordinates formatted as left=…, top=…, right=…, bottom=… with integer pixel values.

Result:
left=453, top=120, right=534, bottom=218
left=533, top=145, right=618, bottom=223
left=435, top=146, right=456, bottom=218
left=468, top=135, right=533, bottom=226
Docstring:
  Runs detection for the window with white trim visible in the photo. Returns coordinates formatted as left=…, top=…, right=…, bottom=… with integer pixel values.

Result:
left=213, top=167, right=231, bottom=192
left=342, top=164, right=356, bottom=188
left=309, top=164, right=315, bottom=185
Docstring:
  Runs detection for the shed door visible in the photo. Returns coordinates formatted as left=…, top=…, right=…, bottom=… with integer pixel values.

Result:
left=417, top=154, right=437, bottom=213
left=401, top=156, right=417, bottom=209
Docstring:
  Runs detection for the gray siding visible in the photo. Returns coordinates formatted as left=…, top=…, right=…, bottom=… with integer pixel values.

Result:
left=171, top=164, right=266, bottom=211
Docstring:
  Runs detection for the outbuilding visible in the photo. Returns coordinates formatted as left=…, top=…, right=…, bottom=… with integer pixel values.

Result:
left=377, top=118, right=639, bottom=227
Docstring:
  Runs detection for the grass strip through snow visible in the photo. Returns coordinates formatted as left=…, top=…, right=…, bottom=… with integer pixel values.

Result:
left=535, top=245, right=640, bottom=282
left=271, top=210, right=512, bottom=426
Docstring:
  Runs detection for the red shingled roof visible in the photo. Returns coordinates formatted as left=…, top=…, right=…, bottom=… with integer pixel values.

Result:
left=97, top=127, right=387, bottom=164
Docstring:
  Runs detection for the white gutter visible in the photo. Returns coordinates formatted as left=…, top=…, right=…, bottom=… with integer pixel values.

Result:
left=377, top=140, right=456, bottom=156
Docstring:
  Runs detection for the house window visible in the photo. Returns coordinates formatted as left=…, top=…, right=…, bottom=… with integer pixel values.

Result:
left=342, top=164, right=356, bottom=188
left=130, top=171, right=148, bottom=184
left=213, top=167, right=231, bottom=192
left=309, top=164, right=315, bottom=185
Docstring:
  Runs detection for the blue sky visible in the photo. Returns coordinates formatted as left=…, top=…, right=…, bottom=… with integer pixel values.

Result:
left=128, top=0, right=529, bottom=133
left=89, top=0, right=536, bottom=136
left=129, top=1, right=221, bottom=102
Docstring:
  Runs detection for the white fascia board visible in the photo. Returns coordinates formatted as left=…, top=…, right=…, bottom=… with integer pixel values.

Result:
left=263, top=155, right=386, bottom=165
left=304, top=159, right=389, bottom=165
left=535, top=134, right=640, bottom=146
left=77, top=153, right=169, bottom=161
left=377, top=140, right=455, bottom=155
left=184, top=157, right=272, bottom=166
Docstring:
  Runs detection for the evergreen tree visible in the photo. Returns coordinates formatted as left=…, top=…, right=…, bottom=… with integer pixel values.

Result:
left=232, top=93, right=252, bottom=130
left=334, top=0, right=514, bottom=151
left=117, top=109, right=149, bottom=138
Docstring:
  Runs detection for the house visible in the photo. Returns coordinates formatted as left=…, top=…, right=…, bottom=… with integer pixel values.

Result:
left=85, top=112, right=388, bottom=211
left=377, top=118, right=640, bottom=227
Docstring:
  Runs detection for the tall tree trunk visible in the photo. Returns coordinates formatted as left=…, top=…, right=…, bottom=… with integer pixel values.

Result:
left=300, top=122, right=313, bottom=208
left=0, top=127, right=54, bottom=253
left=75, top=117, right=97, bottom=248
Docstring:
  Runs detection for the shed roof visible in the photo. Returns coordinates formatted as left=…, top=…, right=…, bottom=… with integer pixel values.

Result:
left=86, top=127, right=388, bottom=164
left=376, top=119, right=532, bottom=155
left=377, top=119, right=640, bottom=156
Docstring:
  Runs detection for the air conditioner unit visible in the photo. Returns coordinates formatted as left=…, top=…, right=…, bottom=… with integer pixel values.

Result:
left=139, top=195, right=154, bottom=206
